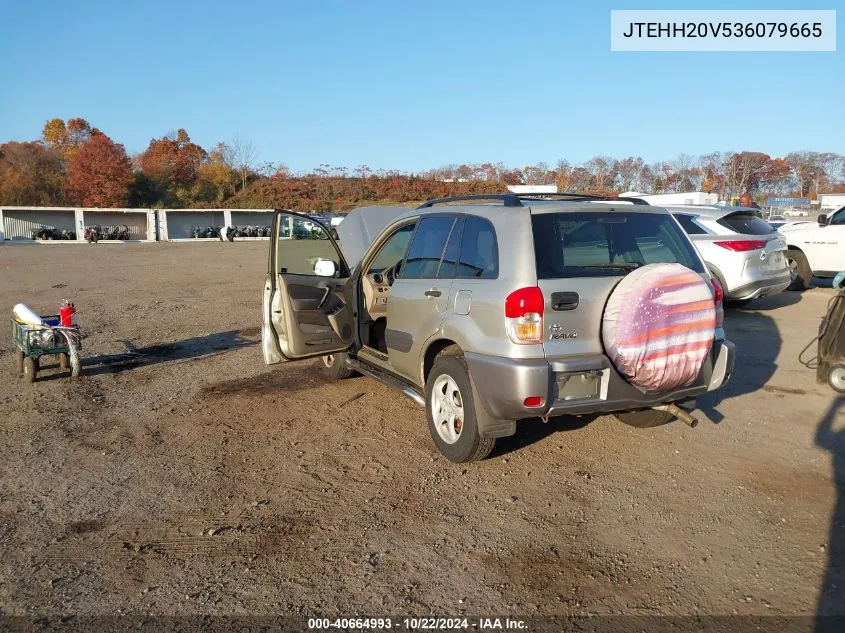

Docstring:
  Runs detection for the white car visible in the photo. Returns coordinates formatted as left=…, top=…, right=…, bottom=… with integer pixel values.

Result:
left=666, top=205, right=791, bottom=305
left=781, top=205, right=845, bottom=290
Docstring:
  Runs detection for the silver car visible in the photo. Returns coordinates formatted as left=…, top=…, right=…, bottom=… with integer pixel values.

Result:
left=666, top=205, right=791, bottom=305
left=262, top=194, right=735, bottom=463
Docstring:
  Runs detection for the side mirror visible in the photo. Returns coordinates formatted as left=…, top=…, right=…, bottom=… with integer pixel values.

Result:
left=818, top=214, right=829, bottom=226
left=313, top=259, right=337, bottom=277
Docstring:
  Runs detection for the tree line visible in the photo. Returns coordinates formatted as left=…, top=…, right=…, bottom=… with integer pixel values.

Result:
left=1, top=117, right=843, bottom=211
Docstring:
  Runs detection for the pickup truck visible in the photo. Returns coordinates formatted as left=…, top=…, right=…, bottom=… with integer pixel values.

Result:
left=781, top=205, right=845, bottom=290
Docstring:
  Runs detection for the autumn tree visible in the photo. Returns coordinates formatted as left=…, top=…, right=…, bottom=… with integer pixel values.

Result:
left=0, top=142, right=68, bottom=205
left=759, top=158, right=793, bottom=194
left=613, top=157, right=650, bottom=193
left=724, top=151, right=772, bottom=197
left=195, top=142, right=238, bottom=204
left=137, top=129, right=207, bottom=205
left=42, top=117, right=97, bottom=159
left=65, top=131, right=134, bottom=207
left=584, top=156, right=616, bottom=191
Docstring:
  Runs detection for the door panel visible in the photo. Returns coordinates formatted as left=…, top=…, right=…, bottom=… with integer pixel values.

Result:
left=263, top=211, right=354, bottom=364
left=387, top=278, right=452, bottom=383
left=818, top=209, right=845, bottom=271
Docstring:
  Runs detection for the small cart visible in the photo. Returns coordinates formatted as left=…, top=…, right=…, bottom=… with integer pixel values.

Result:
left=11, top=315, right=81, bottom=383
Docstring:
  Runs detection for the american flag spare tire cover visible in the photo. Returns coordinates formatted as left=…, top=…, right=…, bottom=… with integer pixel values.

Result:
left=602, top=263, right=716, bottom=394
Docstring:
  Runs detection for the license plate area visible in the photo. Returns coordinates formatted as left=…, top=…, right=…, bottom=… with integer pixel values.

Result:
left=554, top=370, right=600, bottom=401
left=761, top=250, right=785, bottom=272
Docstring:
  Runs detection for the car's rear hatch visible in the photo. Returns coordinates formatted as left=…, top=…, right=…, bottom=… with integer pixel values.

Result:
left=712, top=211, right=788, bottom=276
left=529, top=207, right=709, bottom=359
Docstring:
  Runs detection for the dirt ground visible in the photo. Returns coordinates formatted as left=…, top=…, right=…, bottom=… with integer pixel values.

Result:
left=0, top=242, right=843, bottom=624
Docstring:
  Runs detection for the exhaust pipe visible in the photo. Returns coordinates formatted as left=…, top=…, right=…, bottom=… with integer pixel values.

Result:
left=654, top=403, right=699, bottom=428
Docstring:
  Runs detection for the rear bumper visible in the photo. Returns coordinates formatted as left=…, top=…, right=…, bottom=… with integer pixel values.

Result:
left=726, top=273, right=792, bottom=301
left=465, top=340, right=735, bottom=432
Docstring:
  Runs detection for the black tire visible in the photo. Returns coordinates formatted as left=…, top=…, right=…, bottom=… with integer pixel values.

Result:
left=15, top=348, right=24, bottom=375
left=59, top=352, right=69, bottom=370
left=829, top=364, right=845, bottom=394
left=23, top=356, right=37, bottom=383
left=615, top=409, right=675, bottom=428
left=786, top=250, right=812, bottom=291
left=724, top=299, right=752, bottom=309
left=425, top=354, right=495, bottom=463
left=319, top=353, right=355, bottom=379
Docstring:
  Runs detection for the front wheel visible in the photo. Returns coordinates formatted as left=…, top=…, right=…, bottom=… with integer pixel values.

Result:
left=829, top=364, right=845, bottom=394
left=15, top=348, right=24, bottom=375
left=425, top=354, right=495, bottom=463
left=22, top=356, right=38, bottom=383
left=320, top=353, right=355, bottom=379
left=615, top=409, right=675, bottom=428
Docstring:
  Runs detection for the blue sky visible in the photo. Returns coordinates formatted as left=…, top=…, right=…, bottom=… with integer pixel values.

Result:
left=0, top=0, right=841, bottom=173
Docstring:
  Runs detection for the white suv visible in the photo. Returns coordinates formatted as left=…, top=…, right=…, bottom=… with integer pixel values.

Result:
left=779, top=205, right=845, bottom=290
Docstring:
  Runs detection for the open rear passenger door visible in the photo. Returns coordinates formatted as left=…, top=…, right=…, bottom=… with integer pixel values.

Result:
left=262, top=211, right=356, bottom=365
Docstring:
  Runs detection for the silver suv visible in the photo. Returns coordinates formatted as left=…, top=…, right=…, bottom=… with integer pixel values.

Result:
left=262, top=194, right=736, bottom=462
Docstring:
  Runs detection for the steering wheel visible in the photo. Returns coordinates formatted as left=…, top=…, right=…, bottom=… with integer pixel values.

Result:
left=386, top=260, right=402, bottom=286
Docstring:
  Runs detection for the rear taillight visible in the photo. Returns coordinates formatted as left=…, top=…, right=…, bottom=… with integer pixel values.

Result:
left=713, top=240, right=767, bottom=252
left=711, top=278, right=724, bottom=328
left=505, top=286, right=544, bottom=345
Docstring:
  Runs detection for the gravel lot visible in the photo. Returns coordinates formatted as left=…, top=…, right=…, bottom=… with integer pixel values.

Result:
left=0, top=242, right=843, bottom=624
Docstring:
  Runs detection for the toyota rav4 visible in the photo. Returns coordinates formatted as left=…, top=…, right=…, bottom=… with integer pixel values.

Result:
left=262, top=194, right=736, bottom=462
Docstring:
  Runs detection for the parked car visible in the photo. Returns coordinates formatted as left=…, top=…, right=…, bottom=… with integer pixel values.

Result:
left=262, top=194, right=735, bottom=462
left=780, top=205, right=845, bottom=290
left=665, top=205, right=791, bottom=305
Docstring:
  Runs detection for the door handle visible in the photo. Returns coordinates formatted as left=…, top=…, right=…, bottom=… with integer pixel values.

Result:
left=424, top=288, right=441, bottom=298
left=551, top=291, right=579, bottom=311
left=317, top=286, right=332, bottom=309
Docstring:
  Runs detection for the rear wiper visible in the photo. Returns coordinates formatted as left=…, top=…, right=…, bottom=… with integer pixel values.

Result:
left=580, top=263, right=641, bottom=270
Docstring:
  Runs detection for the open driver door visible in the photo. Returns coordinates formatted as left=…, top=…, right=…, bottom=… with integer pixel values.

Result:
left=262, top=211, right=356, bottom=365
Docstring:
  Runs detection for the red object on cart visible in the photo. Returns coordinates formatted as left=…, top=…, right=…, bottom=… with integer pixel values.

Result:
left=59, top=301, right=77, bottom=327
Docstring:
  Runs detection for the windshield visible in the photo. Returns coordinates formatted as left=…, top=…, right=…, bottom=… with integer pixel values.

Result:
left=531, top=211, right=704, bottom=279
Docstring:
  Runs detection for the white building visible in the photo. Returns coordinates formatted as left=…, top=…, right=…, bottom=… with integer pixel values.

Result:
left=620, top=191, right=719, bottom=206
left=819, top=193, right=845, bottom=212
left=507, top=185, right=558, bottom=194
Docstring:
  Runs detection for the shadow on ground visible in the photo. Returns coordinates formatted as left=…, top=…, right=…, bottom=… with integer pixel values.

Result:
left=492, top=415, right=595, bottom=457
left=696, top=291, right=799, bottom=422
left=65, top=327, right=260, bottom=378
left=816, top=396, right=845, bottom=630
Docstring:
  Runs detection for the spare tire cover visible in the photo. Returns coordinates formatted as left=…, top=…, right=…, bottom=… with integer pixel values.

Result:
left=602, top=263, right=716, bottom=394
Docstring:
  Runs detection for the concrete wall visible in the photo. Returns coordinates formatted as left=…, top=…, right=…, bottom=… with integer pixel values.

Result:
left=0, top=207, right=274, bottom=243
left=80, top=209, right=155, bottom=241
left=158, top=210, right=226, bottom=240
left=0, top=207, right=156, bottom=242
left=2, top=209, right=77, bottom=241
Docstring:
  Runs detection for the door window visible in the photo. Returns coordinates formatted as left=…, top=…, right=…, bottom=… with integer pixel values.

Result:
left=276, top=214, right=347, bottom=277
left=400, top=217, right=455, bottom=279
left=437, top=219, right=464, bottom=278
left=456, top=216, right=499, bottom=278
left=829, top=208, right=845, bottom=226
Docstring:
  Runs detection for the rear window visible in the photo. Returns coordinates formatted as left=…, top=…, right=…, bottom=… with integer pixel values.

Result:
left=531, top=211, right=704, bottom=279
left=717, top=212, right=775, bottom=235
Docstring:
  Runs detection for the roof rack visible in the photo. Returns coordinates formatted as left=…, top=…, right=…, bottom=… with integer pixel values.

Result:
left=416, top=192, right=650, bottom=209
left=416, top=194, right=524, bottom=209
left=515, top=192, right=650, bottom=206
